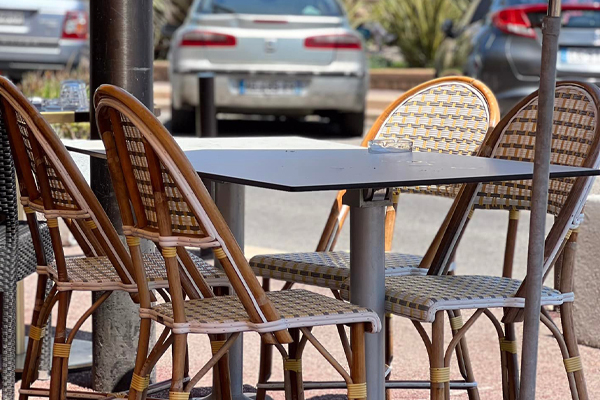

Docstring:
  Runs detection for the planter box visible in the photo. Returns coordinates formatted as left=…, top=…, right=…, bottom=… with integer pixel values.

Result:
left=370, top=68, right=436, bottom=91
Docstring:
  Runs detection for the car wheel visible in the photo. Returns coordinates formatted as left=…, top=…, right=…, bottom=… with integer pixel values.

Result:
left=171, top=106, right=196, bottom=134
left=337, top=111, right=365, bottom=137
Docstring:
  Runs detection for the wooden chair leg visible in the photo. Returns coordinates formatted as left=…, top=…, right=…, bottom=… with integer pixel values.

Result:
left=19, top=275, right=50, bottom=400
left=169, top=334, right=188, bottom=398
left=562, top=302, right=588, bottom=400
left=49, top=291, right=71, bottom=400
left=128, top=318, right=153, bottom=400
left=287, top=328, right=302, bottom=400
left=430, top=312, right=445, bottom=400
left=255, top=341, right=272, bottom=400
left=503, top=323, right=520, bottom=400
left=215, top=335, right=232, bottom=400
left=449, top=310, right=479, bottom=400
left=350, top=323, right=366, bottom=400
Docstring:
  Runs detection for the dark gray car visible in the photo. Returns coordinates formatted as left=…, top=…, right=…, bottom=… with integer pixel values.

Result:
left=436, top=0, right=600, bottom=113
left=0, top=0, right=89, bottom=80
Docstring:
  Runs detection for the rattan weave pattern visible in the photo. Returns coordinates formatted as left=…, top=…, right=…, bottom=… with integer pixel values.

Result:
left=475, top=86, right=596, bottom=215
left=41, top=251, right=222, bottom=289
left=250, top=251, right=424, bottom=290
left=15, top=112, right=80, bottom=210
left=150, top=289, right=375, bottom=326
left=118, top=112, right=208, bottom=236
left=381, top=82, right=491, bottom=198
left=378, top=275, right=565, bottom=322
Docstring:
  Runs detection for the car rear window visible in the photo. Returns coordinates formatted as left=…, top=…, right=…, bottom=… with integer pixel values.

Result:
left=197, top=0, right=343, bottom=16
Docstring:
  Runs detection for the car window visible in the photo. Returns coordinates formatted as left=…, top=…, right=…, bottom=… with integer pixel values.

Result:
left=196, top=0, right=343, bottom=16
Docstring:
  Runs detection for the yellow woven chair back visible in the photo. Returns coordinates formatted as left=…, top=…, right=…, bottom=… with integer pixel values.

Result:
left=476, top=83, right=598, bottom=216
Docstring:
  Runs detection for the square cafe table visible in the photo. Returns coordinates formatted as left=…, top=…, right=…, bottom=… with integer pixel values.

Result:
left=66, top=136, right=600, bottom=400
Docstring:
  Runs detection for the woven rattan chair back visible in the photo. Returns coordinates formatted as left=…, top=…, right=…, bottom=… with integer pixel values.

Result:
left=0, top=76, right=135, bottom=286
left=316, top=77, right=500, bottom=252
left=475, top=84, right=599, bottom=216
left=429, top=81, right=600, bottom=277
left=94, top=85, right=293, bottom=344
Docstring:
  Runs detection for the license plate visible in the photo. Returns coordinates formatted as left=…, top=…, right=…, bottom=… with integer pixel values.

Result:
left=239, top=79, right=304, bottom=96
left=560, top=47, right=600, bottom=65
left=0, top=11, right=24, bottom=26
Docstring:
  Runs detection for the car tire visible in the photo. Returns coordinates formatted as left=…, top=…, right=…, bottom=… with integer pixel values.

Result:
left=171, top=106, right=196, bottom=134
left=337, top=111, right=365, bottom=137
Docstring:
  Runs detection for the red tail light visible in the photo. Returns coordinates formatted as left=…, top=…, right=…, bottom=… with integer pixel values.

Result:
left=492, top=7, right=536, bottom=38
left=61, top=11, right=88, bottom=40
left=180, top=31, right=236, bottom=47
left=304, top=34, right=362, bottom=50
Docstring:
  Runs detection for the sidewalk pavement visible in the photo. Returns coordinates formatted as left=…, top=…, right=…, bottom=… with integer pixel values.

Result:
left=10, top=240, right=600, bottom=400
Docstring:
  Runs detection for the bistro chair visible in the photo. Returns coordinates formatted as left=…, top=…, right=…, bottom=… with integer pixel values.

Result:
left=0, top=111, right=53, bottom=400
left=0, top=76, right=229, bottom=400
left=249, top=76, right=500, bottom=397
left=374, top=81, right=600, bottom=400
left=94, top=84, right=380, bottom=400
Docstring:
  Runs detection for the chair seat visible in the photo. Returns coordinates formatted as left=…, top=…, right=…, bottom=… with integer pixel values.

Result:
left=371, top=275, right=572, bottom=323
left=40, top=252, right=228, bottom=291
left=250, top=251, right=425, bottom=289
left=141, top=289, right=381, bottom=335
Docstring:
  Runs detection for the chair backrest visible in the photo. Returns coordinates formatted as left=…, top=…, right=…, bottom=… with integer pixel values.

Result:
left=428, top=81, right=600, bottom=278
left=316, top=76, right=500, bottom=252
left=94, top=85, right=293, bottom=345
left=0, top=76, right=135, bottom=287
left=475, top=84, right=598, bottom=216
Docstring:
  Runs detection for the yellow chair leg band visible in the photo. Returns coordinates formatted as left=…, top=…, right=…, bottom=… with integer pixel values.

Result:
left=468, top=209, right=474, bottom=219
left=430, top=367, right=450, bottom=383
left=284, top=358, right=302, bottom=372
left=347, top=382, right=367, bottom=399
left=211, top=340, right=226, bottom=355
left=509, top=210, right=520, bottom=220
left=392, top=189, right=400, bottom=203
left=385, top=313, right=393, bottom=318
left=564, top=356, right=583, bottom=373
left=46, top=218, right=59, bottom=228
left=53, top=343, right=71, bottom=358
left=500, top=339, right=518, bottom=354
left=565, top=230, right=573, bottom=240
left=86, top=219, right=97, bottom=230
left=126, top=236, right=141, bottom=247
left=169, top=391, right=190, bottom=400
left=28, top=326, right=44, bottom=341
left=23, top=206, right=35, bottom=214
left=130, top=373, right=150, bottom=391
left=213, top=248, right=226, bottom=260
left=110, top=392, right=127, bottom=398
left=450, top=316, right=464, bottom=331
left=162, top=247, right=177, bottom=258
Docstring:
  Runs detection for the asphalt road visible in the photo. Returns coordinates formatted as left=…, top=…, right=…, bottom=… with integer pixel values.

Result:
left=160, top=114, right=550, bottom=281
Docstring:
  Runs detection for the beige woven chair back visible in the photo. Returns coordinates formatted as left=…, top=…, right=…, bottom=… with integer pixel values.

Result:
left=94, top=85, right=292, bottom=344
left=0, top=76, right=135, bottom=285
left=476, top=84, right=599, bottom=216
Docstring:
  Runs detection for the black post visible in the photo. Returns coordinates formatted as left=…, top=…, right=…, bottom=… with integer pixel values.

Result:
left=196, top=72, right=217, bottom=137
left=89, top=0, right=154, bottom=392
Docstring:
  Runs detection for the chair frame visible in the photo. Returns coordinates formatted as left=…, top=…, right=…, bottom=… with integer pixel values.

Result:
left=95, top=84, right=378, bottom=400
left=403, top=81, right=600, bottom=400
left=256, top=76, right=500, bottom=400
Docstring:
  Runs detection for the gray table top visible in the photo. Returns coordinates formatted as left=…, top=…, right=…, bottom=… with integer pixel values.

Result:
left=65, top=136, right=600, bottom=192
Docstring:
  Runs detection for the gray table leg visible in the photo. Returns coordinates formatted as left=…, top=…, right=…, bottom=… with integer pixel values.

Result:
left=346, top=190, right=388, bottom=400
left=214, top=182, right=250, bottom=400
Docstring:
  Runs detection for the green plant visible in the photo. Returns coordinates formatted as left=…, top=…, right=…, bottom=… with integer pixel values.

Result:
left=153, top=0, right=194, bottom=59
left=374, top=0, right=468, bottom=68
left=19, top=66, right=91, bottom=139
left=341, top=0, right=369, bottom=27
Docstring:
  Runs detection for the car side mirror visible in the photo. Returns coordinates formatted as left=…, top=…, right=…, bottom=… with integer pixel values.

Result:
left=442, top=19, right=455, bottom=38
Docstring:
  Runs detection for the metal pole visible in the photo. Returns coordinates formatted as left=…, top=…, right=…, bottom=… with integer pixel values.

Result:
left=89, top=0, right=154, bottom=392
left=349, top=202, right=386, bottom=400
left=519, top=1, right=561, bottom=398
left=196, top=73, right=217, bottom=137
left=214, top=183, right=250, bottom=400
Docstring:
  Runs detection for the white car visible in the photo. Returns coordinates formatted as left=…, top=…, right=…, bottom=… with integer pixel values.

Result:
left=169, top=0, right=368, bottom=136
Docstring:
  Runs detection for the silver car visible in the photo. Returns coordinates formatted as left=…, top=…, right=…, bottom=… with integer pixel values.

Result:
left=0, top=0, right=89, bottom=80
left=169, top=0, right=368, bottom=136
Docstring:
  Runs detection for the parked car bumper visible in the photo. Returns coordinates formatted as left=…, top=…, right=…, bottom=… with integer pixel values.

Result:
left=0, top=39, right=88, bottom=78
left=172, top=71, right=367, bottom=114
